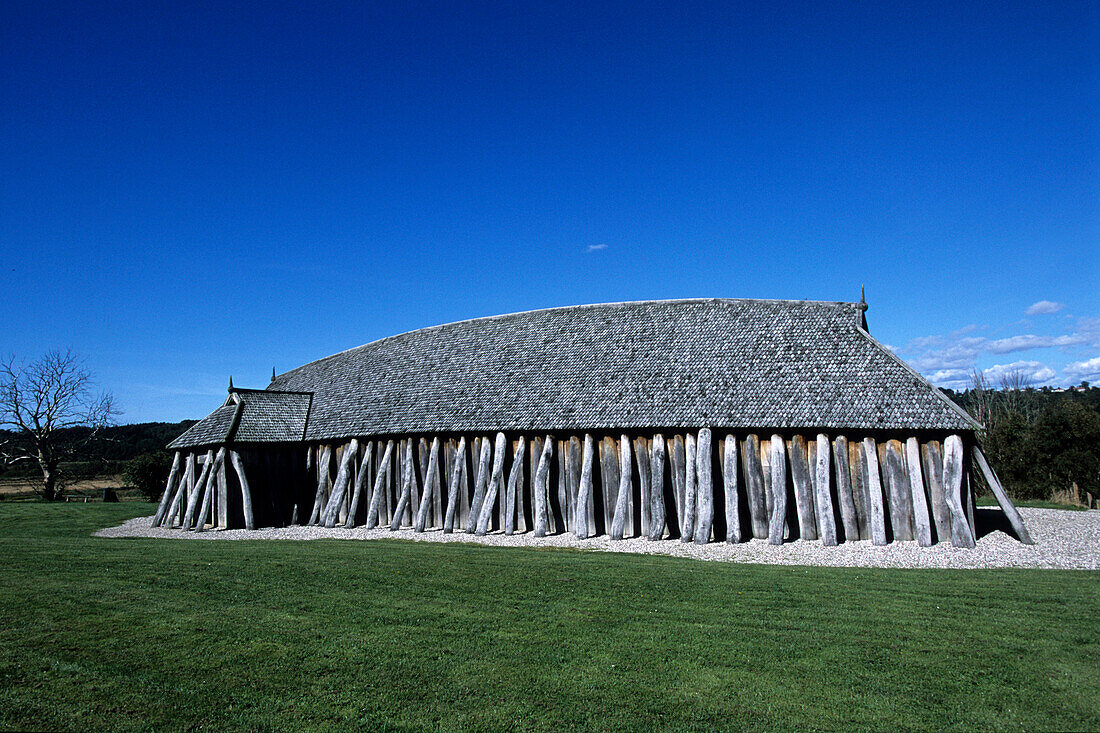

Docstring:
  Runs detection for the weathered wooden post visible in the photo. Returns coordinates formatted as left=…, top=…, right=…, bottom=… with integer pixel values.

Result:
left=921, top=441, right=950, bottom=542
left=788, top=435, right=818, bottom=540
left=193, top=447, right=226, bottom=532
left=634, top=437, right=651, bottom=538
left=610, top=435, right=632, bottom=540
left=669, top=435, right=686, bottom=533
left=884, top=440, right=914, bottom=541
left=682, top=433, right=697, bottom=543
left=767, top=435, right=787, bottom=545
left=166, top=452, right=195, bottom=527
left=831, top=436, right=859, bottom=541
left=503, top=436, right=526, bottom=535
left=152, top=452, right=182, bottom=527
left=574, top=434, right=595, bottom=539
left=228, top=449, right=255, bottom=530
left=742, top=434, right=768, bottom=539
left=183, top=449, right=214, bottom=530
left=414, top=437, right=441, bottom=532
left=322, top=440, right=359, bottom=528
left=722, top=435, right=740, bottom=543
left=365, top=440, right=394, bottom=529
left=345, top=444, right=373, bottom=528
left=443, top=437, right=467, bottom=533
left=308, top=445, right=333, bottom=526
left=943, top=435, right=976, bottom=548
left=814, top=434, right=837, bottom=545
left=390, top=440, right=416, bottom=531
left=694, top=428, right=713, bottom=545
left=475, top=433, right=507, bottom=536
left=467, top=437, right=493, bottom=534
left=649, top=434, right=666, bottom=540
left=533, top=436, right=553, bottom=537
left=862, top=438, right=888, bottom=545
left=905, top=438, right=933, bottom=546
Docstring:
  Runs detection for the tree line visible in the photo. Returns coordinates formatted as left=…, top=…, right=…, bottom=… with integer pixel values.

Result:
left=944, top=378, right=1100, bottom=503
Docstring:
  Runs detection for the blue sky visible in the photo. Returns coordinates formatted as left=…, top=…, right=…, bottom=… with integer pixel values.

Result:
left=2, top=1, right=1096, bottom=423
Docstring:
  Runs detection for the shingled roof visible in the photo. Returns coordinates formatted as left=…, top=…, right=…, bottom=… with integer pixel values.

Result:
left=169, top=298, right=976, bottom=448
left=168, top=389, right=312, bottom=449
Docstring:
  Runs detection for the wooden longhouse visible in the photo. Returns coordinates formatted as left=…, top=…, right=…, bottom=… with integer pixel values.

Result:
left=154, top=297, right=1032, bottom=547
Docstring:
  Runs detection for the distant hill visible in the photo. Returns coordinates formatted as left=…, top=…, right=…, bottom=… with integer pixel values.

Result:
left=0, top=420, right=197, bottom=477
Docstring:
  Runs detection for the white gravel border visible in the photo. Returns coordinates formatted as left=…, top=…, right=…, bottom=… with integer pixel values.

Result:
left=96, top=507, right=1100, bottom=570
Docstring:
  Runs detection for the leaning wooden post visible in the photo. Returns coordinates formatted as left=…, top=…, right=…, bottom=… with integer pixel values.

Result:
left=443, top=437, right=467, bottom=533
left=788, top=435, right=818, bottom=540
left=648, top=434, right=666, bottom=540
left=921, top=441, right=951, bottom=542
left=467, top=437, right=493, bottom=534
left=345, top=445, right=372, bottom=528
left=681, top=433, right=697, bottom=543
left=884, top=440, right=914, bottom=541
left=973, top=446, right=1034, bottom=544
left=163, top=452, right=194, bottom=528
left=228, top=449, right=256, bottom=530
left=503, top=436, right=526, bottom=535
left=669, top=435, right=686, bottom=532
left=556, top=440, right=570, bottom=532
left=574, top=434, right=595, bottom=539
left=533, top=435, right=553, bottom=537
left=942, top=435, right=976, bottom=547
left=694, top=428, right=713, bottom=545
left=634, top=437, right=651, bottom=538
left=767, top=435, right=787, bottom=545
left=322, top=440, right=359, bottom=528
left=849, top=439, right=872, bottom=540
left=722, top=435, right=740, bottom=543
left=831, top=436, right=859, bottom=541
left=609, top=435, right=632, bottom=540
left=152, top=452, right=182, bottom=527
left=308, top=445, right=332, bottom=526
left=742, top=435, right=769, bottom=539
left=193, top=448, right=226, bottom=532
left=182, top=449, right=214, bottom=530
left=814, top=434, right=837, bottom=546
left=905, top=438, right=934, bottom=546
left=862, top=438, right=888, bottom=545
left=365, top=440, right=394, bottom=529
left=475, top=433, right=507, bottom=535
left=390, top=440, right=416, bottom=530
left=414, top=437, right=441, bottom=532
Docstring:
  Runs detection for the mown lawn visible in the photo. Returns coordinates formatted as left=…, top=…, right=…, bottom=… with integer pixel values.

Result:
left=0, top=504, right=1097, bottom=732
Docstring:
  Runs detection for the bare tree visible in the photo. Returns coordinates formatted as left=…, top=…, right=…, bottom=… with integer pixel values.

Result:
left=968, top=368, right=995, bottom=432
left=0, top=351, right=115, bottom=500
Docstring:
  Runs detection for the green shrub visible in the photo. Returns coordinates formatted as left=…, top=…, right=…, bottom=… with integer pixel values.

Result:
left=122, top=452, right=173, bottom=502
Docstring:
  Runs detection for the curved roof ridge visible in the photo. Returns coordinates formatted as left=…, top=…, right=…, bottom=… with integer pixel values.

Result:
left=275, top=297, right=859, bottom=382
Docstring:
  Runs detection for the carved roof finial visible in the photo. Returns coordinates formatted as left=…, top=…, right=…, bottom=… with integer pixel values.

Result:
left=272, top=366, right=276, bottom=381
left=229, top=375, right=234, bottom=391
left=857, top=284, right=868, bottom=311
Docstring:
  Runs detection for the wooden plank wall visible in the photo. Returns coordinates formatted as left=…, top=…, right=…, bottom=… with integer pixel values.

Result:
left=156, top=431, right=1017, bottom=548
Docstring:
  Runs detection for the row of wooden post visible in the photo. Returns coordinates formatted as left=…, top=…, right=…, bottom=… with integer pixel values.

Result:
left=152, top=447, right=255, bottom=530
left=235, top=430, right=1031, bottom=546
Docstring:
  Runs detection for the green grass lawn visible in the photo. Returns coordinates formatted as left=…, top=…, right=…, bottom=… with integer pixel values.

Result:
left=0, top=504, right=1097, bottom=732
left=975, top=496, right=1089, bottom=511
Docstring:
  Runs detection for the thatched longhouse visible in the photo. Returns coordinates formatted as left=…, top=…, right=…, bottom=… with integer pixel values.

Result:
left=154, top=297, right=1032, bottom=547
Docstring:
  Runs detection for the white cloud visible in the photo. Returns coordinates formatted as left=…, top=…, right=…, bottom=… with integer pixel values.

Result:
left=1064, top=356, right=1100, bottom=382
left=986, top=333, right=1087, bottom=354
left=1025, top=300, right=1064, bottom=316
left=586, top=243, right=608, bottom=252
left=980, top=361, right=1056, bottom=386
left=926, top=368, right=973, bottom=390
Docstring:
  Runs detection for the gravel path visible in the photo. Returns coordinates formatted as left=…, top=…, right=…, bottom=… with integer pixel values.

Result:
left=96, top=507, right=1100, bottom=570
